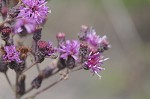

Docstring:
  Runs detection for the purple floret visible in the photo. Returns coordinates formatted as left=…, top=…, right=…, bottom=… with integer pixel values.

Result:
left=45, top=41, right=56, bottom=56
left=3, top=45, right=22, bottom=63
left=58, top=40, right=80, bottom=60
left=13, top=18, right=36, bottom=33
left=84, top=52, right=109, bottom=78
left=18, top=0, right=49, bottom=24
left=86, top=29, right=101, bottom=48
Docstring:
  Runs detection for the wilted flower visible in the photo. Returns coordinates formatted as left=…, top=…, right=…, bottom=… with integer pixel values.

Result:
left=13, top=18, right=36, bottom=34
left=18, top=0, right=49, bottom=24
left=59, top=40, right=80, bottom=60
left=84, top=51, right=109, bottom=78
left=3, top=45, right=22, bottom=63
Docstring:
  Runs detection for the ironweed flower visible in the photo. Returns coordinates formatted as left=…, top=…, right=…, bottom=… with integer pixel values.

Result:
left=3, top=45, right=22, bottom=63
left=45, top=42, right=56, bottom=56
left=37, top=40, right=56, bottom=56
left=13, top=18, right=36, bottom=34
left=58, top=40, right=80, bottom=60
left=79, top=26, right=111, bottom=52
left=84, top=51, right=109, bottom=78
left=86, top=28, right=101, bottom=49
left=18, top=0, right=49, bottom=24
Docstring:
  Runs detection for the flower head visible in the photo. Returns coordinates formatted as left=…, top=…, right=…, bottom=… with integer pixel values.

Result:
left=86, top=28, right=101, bottom=49
left=18, top=0, right=49, bottom=24
left=45, top=41, right=56, bottom=56
left=13, top=18, right=36, bottom=34
left=37, top=40, right=56, bottom=56
left=58, top=40, right=80, bottom=60
left=84, top=51, right=109, bottom=78
left=3, top=45, right=22, bottom=63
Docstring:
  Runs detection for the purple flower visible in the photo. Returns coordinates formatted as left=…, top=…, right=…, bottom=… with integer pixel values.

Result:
left=18, top=0, right=49, bottom=24
left=3, top=45, right=22, bottom=63
left=84, top=52, right=109, bottom=78
left=13, top=18, right=36, bottom=33
left=58, top=40, right=80, bottom=60
left=86, top=28, right=101, bottom=49
left=85, top=27, right=111, bottom=52
left=46, top=41, right=56, bottom=56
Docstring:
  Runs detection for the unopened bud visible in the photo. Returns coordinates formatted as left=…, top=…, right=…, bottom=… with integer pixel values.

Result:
left=31, top=74, right=43, bottom=89
left=56, top=32, right=65, bottom=47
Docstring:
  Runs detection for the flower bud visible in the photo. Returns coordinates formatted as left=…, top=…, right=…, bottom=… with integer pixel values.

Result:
left=66, top=55, right=75, bottom=69
left=1, top=26, right=11, bottom=41
left=56, top=32, right=65, bottom=47
left=78, top=25, right=89, bottom=41
left=41, top=67, right=54, bottom=78
left=33, top=28, right=42, bottom=41
left=31, top=74, right=43, bottom=89
left=35, top=51, right=45, bottom=63
left=57, top=58, right=66, bottom=70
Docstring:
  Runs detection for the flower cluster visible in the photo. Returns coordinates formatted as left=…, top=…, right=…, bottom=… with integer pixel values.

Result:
left=77, top=25, right=110, bottom=78
left=0, top=0, right=111, bottom=98
left=55, top=26, right=110, bottom=78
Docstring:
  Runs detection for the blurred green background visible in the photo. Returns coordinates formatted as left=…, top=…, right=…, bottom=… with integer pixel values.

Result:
left=1, top=0, right=150, bottom=99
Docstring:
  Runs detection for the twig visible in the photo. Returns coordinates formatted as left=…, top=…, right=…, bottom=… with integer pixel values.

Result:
left=22, top=62, right=38, bottom=74
left=24, top=77, right=64, bottom=99
left=34, top=43, right=41, bottom=73
left=22, top=69, right=60, bottom=96
left=71, top=66, right=83, bottom=72
left=31, top=40, right=41, bottom=73
left=24, top=66, right=83, bottom=99
left=36, top=64, right=40, bottom=73
left=24, top=87, right=34, bottom=95
left=4, top=72, right=14, bottom=91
